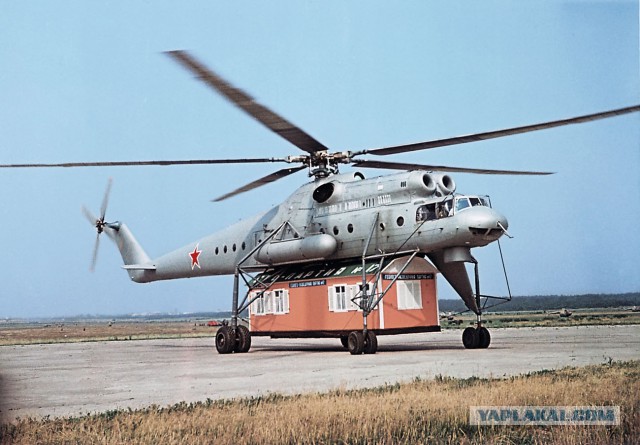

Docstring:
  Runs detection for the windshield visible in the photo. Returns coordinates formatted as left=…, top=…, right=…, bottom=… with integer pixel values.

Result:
left=455, top=197, right=470, bottom=212
left=455, top=195, right=490, bottom=213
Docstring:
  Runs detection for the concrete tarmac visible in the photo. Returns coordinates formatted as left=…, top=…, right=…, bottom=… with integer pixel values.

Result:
left=1, top=325, right=638, bottom=421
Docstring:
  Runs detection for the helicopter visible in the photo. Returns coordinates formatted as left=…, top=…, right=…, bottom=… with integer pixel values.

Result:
left=2, top=50, right=638, bottom=354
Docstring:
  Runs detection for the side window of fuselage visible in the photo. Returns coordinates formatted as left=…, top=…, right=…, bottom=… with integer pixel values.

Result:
left=417, top=202, right=452, bottom=222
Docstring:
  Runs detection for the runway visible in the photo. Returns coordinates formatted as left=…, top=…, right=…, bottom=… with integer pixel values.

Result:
left=1, top=325, right=638, bottom=421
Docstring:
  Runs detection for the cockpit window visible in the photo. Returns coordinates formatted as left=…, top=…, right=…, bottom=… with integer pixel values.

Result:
left=416, top=200, right=452, bottom=222
left=455, top=195, right=490, bottom=212
left=416, top=203, right=436, bottom=222
left=455, top=198, right=470, bottom=212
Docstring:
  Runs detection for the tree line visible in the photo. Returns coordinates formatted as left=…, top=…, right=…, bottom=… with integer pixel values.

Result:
left=438, top=292, right=640, bottom=313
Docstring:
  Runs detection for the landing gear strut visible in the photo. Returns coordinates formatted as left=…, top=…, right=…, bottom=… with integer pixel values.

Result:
left=462, top=260, right=491, bottom=349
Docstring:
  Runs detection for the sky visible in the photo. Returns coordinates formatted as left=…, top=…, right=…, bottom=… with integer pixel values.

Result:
left=0, top=1, right=638, bottom=318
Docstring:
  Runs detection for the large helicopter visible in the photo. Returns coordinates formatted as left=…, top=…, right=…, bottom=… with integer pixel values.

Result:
left=2, top=51, right=638, bottom=354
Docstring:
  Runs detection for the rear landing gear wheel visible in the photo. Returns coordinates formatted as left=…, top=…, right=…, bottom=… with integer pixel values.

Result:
left=347, top=331, right=365, bottom=355
left=363, top=331, right=378, bottom=354
left=215, top=326, right=236, bottom=354
left=477, top=326, right=491, bottom=349
left=234, top=325, right=252, bottom=353
left=462, top=326, right=479, bottom=349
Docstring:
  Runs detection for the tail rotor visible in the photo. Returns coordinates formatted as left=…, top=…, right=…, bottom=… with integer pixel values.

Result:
left=82, top=177, right=114, bottom=272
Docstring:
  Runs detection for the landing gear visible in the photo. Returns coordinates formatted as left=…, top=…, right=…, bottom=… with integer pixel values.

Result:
left=460, top=256, right=492, bottom=349
left=235, top=325, right=252, bottom=353
left=347, top=330, right=378, bottom=355
left=462, top=325, right=490, bottom=349
left=477, top=326, right=491, bottom=348
left=347, top=331, right=364, bottom=355
left=462, top=326, right=478, bottom=349
left=363, top=330, right=378, bottom=354
left=215, top=325, right=236, bottom=354
left=216, top=325, right=252, bottom=354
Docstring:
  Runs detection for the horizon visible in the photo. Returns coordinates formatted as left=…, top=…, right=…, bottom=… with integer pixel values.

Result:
left=2, top=291, right=638, bottom=321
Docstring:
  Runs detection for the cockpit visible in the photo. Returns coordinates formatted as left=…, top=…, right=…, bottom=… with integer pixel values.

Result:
left=416, top=195, right=490, bottom=222
left=455, top=195, right=490, bottom=212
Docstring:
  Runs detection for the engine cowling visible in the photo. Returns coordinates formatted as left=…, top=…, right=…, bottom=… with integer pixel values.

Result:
left=407, top=171, right=438, bottom=196
left=255, top=234, right=337, bottom=265
left=434, top=173, right=456, bottom=195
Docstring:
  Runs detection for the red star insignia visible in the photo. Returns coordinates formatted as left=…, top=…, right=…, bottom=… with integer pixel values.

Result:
left=189, top=244, right=202, bottom=270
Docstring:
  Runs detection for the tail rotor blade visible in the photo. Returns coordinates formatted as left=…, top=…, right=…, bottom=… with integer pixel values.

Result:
left=84, top=178, right=113, bottom=272
left=100, top=177, right=113, bottom=221
left=82, top=205, right=98, bottom=226
left=90, top=233, right=100, bottom=272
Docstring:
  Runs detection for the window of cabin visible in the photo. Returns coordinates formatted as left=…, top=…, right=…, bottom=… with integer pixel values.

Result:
left=328, top=284, right=368, bottom=312
left=251, top=290, right=274, bottom=316
left=329, top=285, right=348, bottom=312
left=396, top=280, right=422, bottom=310
left=273, top=289, right=290, bottom=314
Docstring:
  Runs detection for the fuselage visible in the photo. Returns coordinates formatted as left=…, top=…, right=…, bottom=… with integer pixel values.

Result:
left=110, top=170, right=508, bottom=284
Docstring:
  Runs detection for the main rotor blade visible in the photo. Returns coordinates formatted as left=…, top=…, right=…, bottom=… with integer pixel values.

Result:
left=212, top=165, right=306, bottom=202
left=364, top=105, right=640, bottom=156
left=353, top=159, right=554, bottom=175
left=165, top=50, right=329, bottom=155
left=0, top=158, right=288, bottom=168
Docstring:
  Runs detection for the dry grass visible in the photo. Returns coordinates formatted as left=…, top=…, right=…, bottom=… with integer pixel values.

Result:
left=0, top=321, right=218, bottom=346
left=2, top=361, right=638, bottom=444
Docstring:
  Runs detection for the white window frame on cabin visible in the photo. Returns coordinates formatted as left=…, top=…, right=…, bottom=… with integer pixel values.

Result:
left=251, top=290, right=276, bottom=316
left=396, top=280, right=423, bottom=310
left=329, top=284, right=369, bottom=312
left=329, top=284, right=349, bottom=312
left=273, top=289, right=290, bottom=315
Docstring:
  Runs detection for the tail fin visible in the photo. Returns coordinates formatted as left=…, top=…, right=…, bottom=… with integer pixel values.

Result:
left=104, top=223, right=156, bottom=282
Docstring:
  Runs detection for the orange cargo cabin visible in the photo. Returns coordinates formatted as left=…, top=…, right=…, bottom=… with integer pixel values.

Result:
left=246, top=255, right=441, bottom=344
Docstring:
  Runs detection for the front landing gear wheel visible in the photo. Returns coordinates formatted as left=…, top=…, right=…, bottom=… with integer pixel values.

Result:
left=347, top=331, right=365, bottom=355
left=477, top=326, right=491, bottom=349
left=462, top=326, right=479, bottom=349
left=215, top=326, right=236, bottom=354
left=234, top=325, right=252, bottom=353
left=363, top=331, right=378, bottom=354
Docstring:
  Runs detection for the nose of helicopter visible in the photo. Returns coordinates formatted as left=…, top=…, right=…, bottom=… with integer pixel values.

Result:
left=460, top=206, right=509, bottom=240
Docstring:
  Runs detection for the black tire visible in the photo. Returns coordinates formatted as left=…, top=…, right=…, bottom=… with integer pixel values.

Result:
left=215, top=326, right=236, bottom=354
left=340, top=336, right=349, bottom=349
left=462, top=326, right=479, bottom=349
left=235, top=325, right=252, bottom=353
left=347, top=331, right=365, bottom=355
left=477, top=326, right=491, bottom=349
left=363, top=330, right=378, bottom=355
